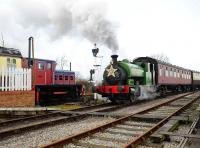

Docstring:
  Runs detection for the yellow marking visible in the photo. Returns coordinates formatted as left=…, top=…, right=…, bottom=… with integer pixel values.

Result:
left=106, top=65, right=117, bottom=77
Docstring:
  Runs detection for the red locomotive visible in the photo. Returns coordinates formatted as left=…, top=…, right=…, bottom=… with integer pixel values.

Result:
left=21, top=37, right=83, bottom=106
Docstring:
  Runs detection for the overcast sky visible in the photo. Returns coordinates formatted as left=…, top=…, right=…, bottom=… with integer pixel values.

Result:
left=0, top=0, right=200, bottom=80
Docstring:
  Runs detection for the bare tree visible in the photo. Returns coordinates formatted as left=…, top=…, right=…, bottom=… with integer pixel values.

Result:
left=150, top=54, right=170, bottom=63
left=1, top=33, right=5, bottom=47
left=56, top=55, right=69, bottom=70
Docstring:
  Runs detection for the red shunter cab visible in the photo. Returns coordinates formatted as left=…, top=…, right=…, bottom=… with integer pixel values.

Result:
left=22, top=58, right=56, bottom=86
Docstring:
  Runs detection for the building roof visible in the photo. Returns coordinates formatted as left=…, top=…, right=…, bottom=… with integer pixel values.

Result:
left=0, top=46, right=22, bottom=58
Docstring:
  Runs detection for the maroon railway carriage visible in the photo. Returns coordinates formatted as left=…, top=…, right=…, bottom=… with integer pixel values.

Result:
left=133, top=57, right=192, bottom=92
left=54, top=70, right=75, bottom=85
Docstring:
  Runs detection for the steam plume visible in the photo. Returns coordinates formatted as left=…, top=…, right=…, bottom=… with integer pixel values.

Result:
left=72, top=2, right=119, bottom=51
left=12, top=0, right=119, bottom=52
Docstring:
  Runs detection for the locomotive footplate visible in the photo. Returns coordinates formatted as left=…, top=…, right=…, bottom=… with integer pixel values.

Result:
left=35, top=84, right=83, bottom=106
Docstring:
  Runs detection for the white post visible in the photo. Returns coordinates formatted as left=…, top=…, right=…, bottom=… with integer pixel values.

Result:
left=5, top=67, right=8, bottom=91
left=28, top=68, right=32, bottom=90
left=0, top=68, right=3, bottom=91
left=11, top=68, right=14, bottom=91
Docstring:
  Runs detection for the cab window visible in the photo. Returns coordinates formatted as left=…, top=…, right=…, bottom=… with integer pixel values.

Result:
left=38, top=62, right=45, bottom=70
left=47, top=63, right=52, bottom=70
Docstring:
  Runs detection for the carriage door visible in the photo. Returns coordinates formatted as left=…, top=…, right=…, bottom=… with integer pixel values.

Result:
left=36, top=61, right=46, bottom=85
left=46, top=62, right=53, bottom=84
left=150, top=63, right=155, bottom=85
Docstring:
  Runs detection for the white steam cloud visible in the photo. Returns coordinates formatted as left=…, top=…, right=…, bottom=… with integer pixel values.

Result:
left=10, top=0, right=119, bottom=52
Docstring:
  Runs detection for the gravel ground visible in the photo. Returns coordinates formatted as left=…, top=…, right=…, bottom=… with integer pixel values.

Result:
left=115, top=124, right=148, bottom=130
left=163, top=125, right=190, bottom=148
left=66, top=132, right=134, bottom=147
left=0, top=117, right=115, bottom=148
left=66, top=144, right=86, bottom=148
left=79, top=137, right=123, bottom=147
left=112, top=95, right=185, bottom=115
left=94, top=132, right=133, bottom=141
left=124, top=121, right=155, bottom=127
left=106, top=127, right=144, bottom=135
left=163, top=142, right=180, bottom=148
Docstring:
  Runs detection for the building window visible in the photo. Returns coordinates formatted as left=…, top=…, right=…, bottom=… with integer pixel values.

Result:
left=7, top=58, right=10, bottom=64
left=38, top=62, right=45, bottom=70
left=12, top=59, right=16, bottom=64
left=7, top=58, right=17, bottom=68
left=47, top=63, right=52, bottom=70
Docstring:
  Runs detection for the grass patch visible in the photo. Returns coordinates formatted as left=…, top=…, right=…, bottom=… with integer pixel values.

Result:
left=48, top=104, right=81, bottom=110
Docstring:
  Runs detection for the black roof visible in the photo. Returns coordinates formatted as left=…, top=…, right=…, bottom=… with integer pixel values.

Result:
left=0, top=46, right=22, bottom=58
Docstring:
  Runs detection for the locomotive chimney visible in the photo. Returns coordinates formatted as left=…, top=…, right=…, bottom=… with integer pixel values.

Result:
left=111, top=55, right=118, bottom=66
left=28, top=37, right=34, bottom=68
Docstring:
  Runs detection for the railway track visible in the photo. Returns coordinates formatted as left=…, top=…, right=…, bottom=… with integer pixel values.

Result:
left=0, top=102, right=131, bottom=139
left=40, top=92, right=200, bottom=148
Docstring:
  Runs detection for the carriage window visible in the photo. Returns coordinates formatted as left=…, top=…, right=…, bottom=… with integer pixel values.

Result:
left=70, top=76, right=73, bottom=80
left=59, top=75, right=63, bottom=80
left=47, top=63, right=52, bottom=70
left=55, top=75, right=58, bottom=80
left=38, top=62, right=45, bottom=70
left=165, top=67, right=169, bottom=77
left=170, top=68, right=173, bottom=77
left=65, top=76, right=68, bottom=80
left=159, top=69, right=162, bottom=76
left=173, top=69, right=176, bottom=77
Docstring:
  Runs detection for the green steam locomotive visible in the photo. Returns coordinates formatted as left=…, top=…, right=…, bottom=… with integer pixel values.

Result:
left=96, top=55, right=199, bottom=102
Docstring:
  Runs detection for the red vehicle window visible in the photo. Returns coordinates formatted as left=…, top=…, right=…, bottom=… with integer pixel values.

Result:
left=59, top=75, right=63, bottom=80
left=38, top=62, right=45, bottom=70
left=65, top=76, right=68, bottom=80
left=55, top=75, right=58, bottom=80
left=70, top=76, right=73, bottom=80
left=47, top=63, right=52, bottom=70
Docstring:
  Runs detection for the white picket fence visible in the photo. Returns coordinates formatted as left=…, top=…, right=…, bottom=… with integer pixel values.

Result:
left=0, top=68, right=32, bottom=91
